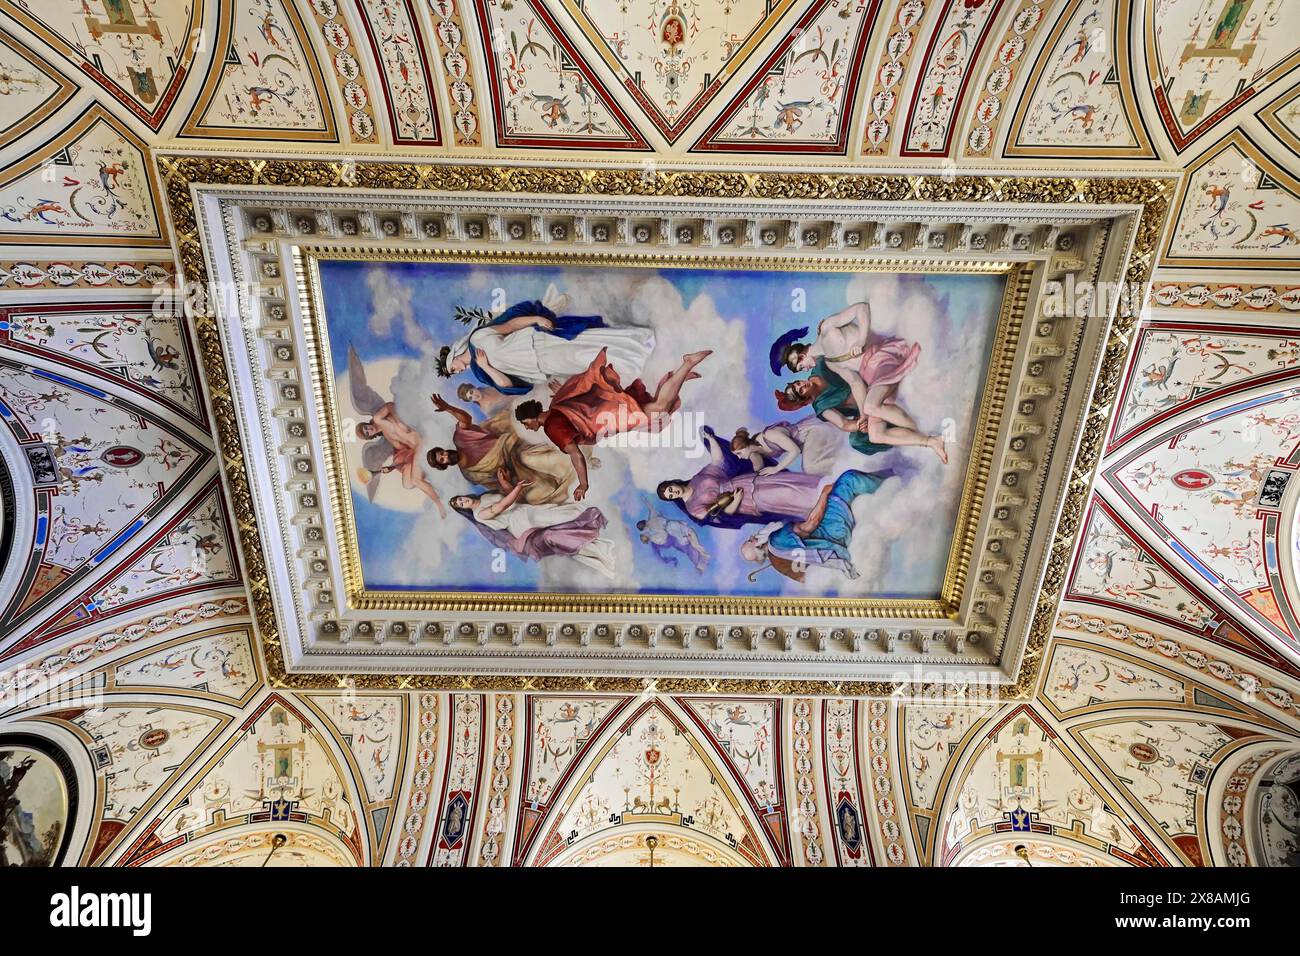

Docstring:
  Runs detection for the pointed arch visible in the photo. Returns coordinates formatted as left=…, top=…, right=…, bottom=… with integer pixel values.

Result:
left=525, top=699, right=778, bottom=868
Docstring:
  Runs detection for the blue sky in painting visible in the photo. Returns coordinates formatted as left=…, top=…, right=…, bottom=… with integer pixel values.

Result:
left=316, top=258, right=1005, bottom=599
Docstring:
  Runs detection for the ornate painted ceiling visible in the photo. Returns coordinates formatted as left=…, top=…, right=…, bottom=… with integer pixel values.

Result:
left=1, top=0, right=1299, bottom=868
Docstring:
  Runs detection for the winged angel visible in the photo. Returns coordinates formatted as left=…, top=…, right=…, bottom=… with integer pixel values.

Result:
left=348, top=345, right=447, bottom=517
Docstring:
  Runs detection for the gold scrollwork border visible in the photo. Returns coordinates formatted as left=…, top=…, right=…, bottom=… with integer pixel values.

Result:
left=156, top=155, right=1173, bottom=698
left=297, top=245, right=1026, bottom=619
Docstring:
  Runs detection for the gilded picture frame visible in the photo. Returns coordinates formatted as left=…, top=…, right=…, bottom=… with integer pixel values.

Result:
left=157, top=154, right=1175, bottom=697
left=297, top=246, right=1029, bottom=620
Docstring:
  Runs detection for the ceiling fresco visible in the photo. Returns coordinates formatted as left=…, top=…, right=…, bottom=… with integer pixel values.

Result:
left=0, top=0, right=1298, bottom=869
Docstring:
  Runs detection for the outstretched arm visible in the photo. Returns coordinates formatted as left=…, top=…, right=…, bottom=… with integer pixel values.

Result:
left=819, top=407, right=858, bottom=432
left=564, top=443, right=590, bottom=501
left=794, top=485, right=833, bottom=539
left=699, top=426, right=724, bottom=465
left=493, top=312, right=554, bottom=335
left=758, top=427, right=800, bottom=475
left=477, top=481, right=531, bottom=521
left=430, top=393, right=473, bottom=427
left=819, top=301, right=872, bottom=349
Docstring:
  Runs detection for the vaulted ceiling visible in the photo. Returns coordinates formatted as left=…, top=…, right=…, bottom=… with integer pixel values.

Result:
left=1, top=0, right=1299, bottom=867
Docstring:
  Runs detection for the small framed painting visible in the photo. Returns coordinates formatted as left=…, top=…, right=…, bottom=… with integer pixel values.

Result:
left=0, top=734, right=78, bottom=867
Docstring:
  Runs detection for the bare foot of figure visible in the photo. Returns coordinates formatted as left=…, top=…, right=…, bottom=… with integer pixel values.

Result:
left=684, top=349, right=713, bottom=368
left=927, top=434, right=948, bottom=464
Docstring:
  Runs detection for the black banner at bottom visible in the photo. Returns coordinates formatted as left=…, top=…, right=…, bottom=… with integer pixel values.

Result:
left=2, top=865, right=1289, bottom=945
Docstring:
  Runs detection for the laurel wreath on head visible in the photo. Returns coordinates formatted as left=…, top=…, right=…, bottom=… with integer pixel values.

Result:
left=437, top=306, right=494, bottom=377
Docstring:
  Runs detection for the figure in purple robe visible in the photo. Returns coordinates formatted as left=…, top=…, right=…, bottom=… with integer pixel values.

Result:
left=656, top=426, right=825, bottom=529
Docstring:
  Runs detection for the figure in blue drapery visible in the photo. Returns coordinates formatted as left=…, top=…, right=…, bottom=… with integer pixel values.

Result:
left=741, top=469, right=895, bottom=582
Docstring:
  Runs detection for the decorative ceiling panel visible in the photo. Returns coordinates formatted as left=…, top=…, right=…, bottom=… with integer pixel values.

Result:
left=302, top=0, right=381, bottom=143
left=0, top=0, right=199, bottom=131
left=1164, top=133, right=1300, bottom=268
left=0, top=301, right=206, bottom=427
left=1146, top=0, right=1300, bottom=153
left=1103, top=386, right=1300, bottom=658
left=860, top=0, right=931, bottom=154
left=1071, top=714, right=1273, bottom=866
left=0, top=27, right=77, bottom=148
left=0, top=104, right=164, bottom=246
left=427, top=0, right=482, bottom=146
left=527, top=699, right=775, bottom=866
left=959, top=0, right=1054, bottom=159
left=560, top=0, right=799, bottom=144
left=1066, top=497, right=1222, bottom=633
left=691, top=0, right=880, bottom=154
left=1258, top=82, right=1300, bottom=154
left=110, top=625, right=262, bottom=705
left=936, top=703, right=1165, bottom=866
left=1001, top=0, right=1156, bottom=158
left=901, top=0, right=1006, bottom=156
left=179, top=0, right=337, bottom=140
left=473, top=0, right=651, bottom=149
left=0, top=353, right=211, bottom=656
left=169, top=160, right=1170, bottom=692
left=27, top=476, right=237, bottom=646
left=353, top=0, right=443, bottom=145
left=117, top=693, right=366, bottom=866
left=1107, top=319, right=1300, bottom=451
left=1042, top=639, right=1183, bottom=714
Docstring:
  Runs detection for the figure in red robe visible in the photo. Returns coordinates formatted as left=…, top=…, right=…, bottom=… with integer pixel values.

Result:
left=514, top=347, right=712, bottom=500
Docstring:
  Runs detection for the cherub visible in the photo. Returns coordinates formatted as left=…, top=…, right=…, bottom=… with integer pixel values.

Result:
left=636, top=495, right=710, bottom=572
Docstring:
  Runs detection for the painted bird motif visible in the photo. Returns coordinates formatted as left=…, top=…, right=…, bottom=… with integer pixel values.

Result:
left=5, top=199, right=69, bottom=224
left=529, top=94, right=570, bottom=128
left=98, top=161, right=127, bottom=197
left=246, top=74, right=300, bottom=114
left=1140, top=354, right=1179, bottom=390
left=773, top=100, right=813, bottom=133
left=572, top=72, right=592, bottom=107
left=1262, top=224, right=1299, bottom=247
left=191, top=532, right=222, bottom=556
left=1067, top=103, right=1097, bottom=130
left=1063, top=28, right=1092, bottom=64
left=146, top=335, right=181, bottom=371
left=259, top=11, right=291, bottom=50
left=1092, top=549, right=1117, bottom=580
left=725, top=705, right=751, bottom=725
left=1203, top=184, right=1231, bottom=218
left=246, top=86, right=278, bottom=113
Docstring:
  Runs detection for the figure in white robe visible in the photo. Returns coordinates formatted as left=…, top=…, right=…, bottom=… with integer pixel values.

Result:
left=729, top=417, right=843, bottom=476
left=438, top=285, right=654, bottom=394
left=450, top=483, right=617, bottom=579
